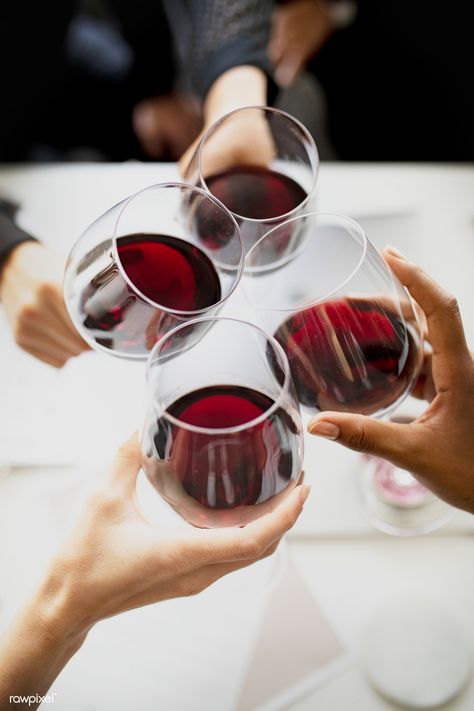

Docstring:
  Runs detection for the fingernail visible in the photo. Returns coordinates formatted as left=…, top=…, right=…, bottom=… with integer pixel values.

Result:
left=308, top=421, right=340, bottom=440
left=385, top=245, right=407, bottom=260
left=299, top=485, right=311, bottom=504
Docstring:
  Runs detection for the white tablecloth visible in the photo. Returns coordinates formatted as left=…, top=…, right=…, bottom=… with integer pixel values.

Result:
left=1, top=162, right=473, bottom=710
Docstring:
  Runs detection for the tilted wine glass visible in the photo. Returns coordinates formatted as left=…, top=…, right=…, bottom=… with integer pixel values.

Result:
left=140, top=317, right=304, bottom=528
left=184, top=105, right=319, bottom=255
left=243, top=213, right=452, bottom=533
left=64, top=182, right=243, bottom=359
left=243, top=212, right=423, bottom=419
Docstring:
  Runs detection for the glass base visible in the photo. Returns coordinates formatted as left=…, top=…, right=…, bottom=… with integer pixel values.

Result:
left=358, top=455, right=454, bottom=536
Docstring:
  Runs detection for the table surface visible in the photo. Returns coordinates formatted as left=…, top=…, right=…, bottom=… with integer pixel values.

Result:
left=0, top=162, right=473, bottom=711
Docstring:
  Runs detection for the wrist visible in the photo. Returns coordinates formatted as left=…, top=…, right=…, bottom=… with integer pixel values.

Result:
left=204, top=66, right=267, bottom=127
left=33, top=560, right=93, bottom=648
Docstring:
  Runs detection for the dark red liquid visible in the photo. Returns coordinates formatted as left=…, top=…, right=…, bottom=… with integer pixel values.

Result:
left=274, top=298, right=419, bottom=415
left=80, top=233, right=221, bottom=355
left=142, top=385, right=301, bottom=527
left=204, top=165, right=307, bottom=252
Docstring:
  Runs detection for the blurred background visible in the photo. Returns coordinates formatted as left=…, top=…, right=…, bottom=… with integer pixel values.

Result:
left=0, top=0, right=472, bottom=163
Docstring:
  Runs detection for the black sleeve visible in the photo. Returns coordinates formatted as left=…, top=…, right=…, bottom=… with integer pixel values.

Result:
left=175, top=0, right=276, bottom=101
left=0, top=199, right=37, bottom=276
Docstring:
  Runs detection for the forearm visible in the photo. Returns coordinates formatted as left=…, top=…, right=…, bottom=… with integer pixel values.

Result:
left=203, top=65, right=267, bottom=125
left=0, top=572, right=88, bottom=710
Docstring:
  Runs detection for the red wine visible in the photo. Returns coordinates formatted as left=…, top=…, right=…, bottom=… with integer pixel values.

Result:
left=80, top=233, right=221, bottom=355
left=143, top=385, right=301, bottom=527
left=204, top=165, right=307, bottom=251
left=274, top=298, right=419, bottom=415
left=117, top=233, right=220, bottom=310
left=206, top=165, right=307, bottom=220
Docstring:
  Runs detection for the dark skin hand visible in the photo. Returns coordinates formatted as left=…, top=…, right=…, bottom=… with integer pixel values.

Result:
left=308, top=247, right=474, bottom=514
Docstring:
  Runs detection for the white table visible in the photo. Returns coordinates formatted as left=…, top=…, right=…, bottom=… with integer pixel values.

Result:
left=1, top=163, right=473, bottom=710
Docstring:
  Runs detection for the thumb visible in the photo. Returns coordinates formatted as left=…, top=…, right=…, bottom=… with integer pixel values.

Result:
left=307, top=412, right=419, bottom=467
left=108, top=433, right=142, bottom=495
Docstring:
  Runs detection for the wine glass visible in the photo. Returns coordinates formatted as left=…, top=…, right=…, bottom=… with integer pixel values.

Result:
left=358, top=414, right=454, bottom=536
left=64, top=182, right=243, bottom=359
left=243, top=212, right=452, bottom=533
left=184, top=105, right=319, bottom=255
left=140, top=317, right=304, bottom=528
left=243, top=212, right=423, bottom=419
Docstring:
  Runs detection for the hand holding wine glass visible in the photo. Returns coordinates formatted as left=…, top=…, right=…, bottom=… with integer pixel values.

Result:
left=182, top=107, right=276, bottom=178
left=308, top=249, right=474, bottom=515
left=182, top=105, right=318, bottom=254
left=0, top=434, right=310, bottom=705
left=142, top=317, right=304, bottom=528
left=179, top=66, right=269, bottom=176
left=0, top=242, right=90, bottom=367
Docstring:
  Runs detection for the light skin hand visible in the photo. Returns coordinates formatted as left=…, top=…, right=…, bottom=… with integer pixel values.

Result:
left=308, top=248, right=474, bottom=514
left=269, top=0, right=336, bottom=87
left=0, top=242, right=89, bottom=367
left=0, top=435, right=310, bottom=708
left=179, top=65, right=272, bottom=178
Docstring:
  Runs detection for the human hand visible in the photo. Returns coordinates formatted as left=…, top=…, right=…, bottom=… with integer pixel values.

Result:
left=0, top=242, right=89, bottom=367
left=307, top=248, right=474, bottom=514
left=0, top=435, right=309, bottom=705
left=47, top=435, right=310, bottom=631
left=269, top=0, right=336, bottom=87
left=133, top=93, right=202, bottom=161
left=182, top=109, right=276, bottom=182
left=179, top=66, right=271, bottom=178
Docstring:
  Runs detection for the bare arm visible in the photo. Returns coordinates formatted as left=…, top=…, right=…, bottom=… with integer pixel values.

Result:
left=0, top=436, right=309, bottom=708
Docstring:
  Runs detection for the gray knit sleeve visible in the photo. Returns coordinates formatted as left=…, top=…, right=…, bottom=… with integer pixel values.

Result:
left=166, top=0, right=274, bottom=98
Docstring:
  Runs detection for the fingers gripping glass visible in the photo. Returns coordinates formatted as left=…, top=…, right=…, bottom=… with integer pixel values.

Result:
left=242, top=212, right=454, bottom=535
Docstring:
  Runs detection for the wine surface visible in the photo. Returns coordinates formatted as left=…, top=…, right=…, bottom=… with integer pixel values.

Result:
left=144, top=384, right=301, bottom=526
left=206, top=165, right=307, bottom=221
left=274, top=297, right=418, bottom=414
left=79, top=233, right=221, bottom=355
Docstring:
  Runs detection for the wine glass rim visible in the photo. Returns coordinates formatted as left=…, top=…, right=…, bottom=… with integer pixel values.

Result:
left=244, top=211, right=369, bottom=312
left=145, top=316, right=297, bottom=434
left=111, top=181, right=244, bottom=315
left=198, top=105, right=319, bottom=224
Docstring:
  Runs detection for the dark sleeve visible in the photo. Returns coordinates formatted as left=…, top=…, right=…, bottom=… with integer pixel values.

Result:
left=183, top=0, right=275, bottom=100
left=0, top=199, right=37, bottom=276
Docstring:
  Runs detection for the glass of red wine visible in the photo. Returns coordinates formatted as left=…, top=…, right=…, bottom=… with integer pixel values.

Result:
left=140, top=317, right=304, bottom=528
left=243, top=212, right=423, bottom=418
left=184, top=106, right=319, bottom=255
left=64, top=183, right=243, bottom=359
left=242, top=213, right=447, bottom=533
